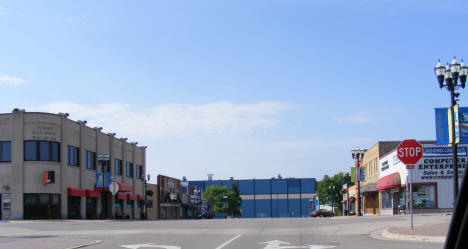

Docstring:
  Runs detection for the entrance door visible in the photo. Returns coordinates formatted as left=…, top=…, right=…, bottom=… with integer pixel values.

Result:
left=68, top=196, right=81, bottom=219
left=86, top=198, right=97, bottom=219
left=392, top=192, right=400, bottom=215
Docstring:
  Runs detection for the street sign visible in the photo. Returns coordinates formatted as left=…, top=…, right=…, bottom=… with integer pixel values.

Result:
left=109, top=182, right=119, bottom=195
left=397, top=139, right=423, bottom=165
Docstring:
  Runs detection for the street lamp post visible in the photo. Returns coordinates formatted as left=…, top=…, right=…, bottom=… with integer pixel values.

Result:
left=223, top=195, right=228, bottom=219
left=352, top=148, right=367, bottom=216
left=434, top=57, right=467, bottom=202
left=328, top=185, right=335, bottom=214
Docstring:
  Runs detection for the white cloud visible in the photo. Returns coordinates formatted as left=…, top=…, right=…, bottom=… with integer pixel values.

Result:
left=33, top=101, right=292, bottom=140
left=335, top=112, right=383, bottom=124
left=0, top=76, right=24, bottom=86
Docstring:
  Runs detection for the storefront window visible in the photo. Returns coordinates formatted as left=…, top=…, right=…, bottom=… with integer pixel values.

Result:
left=399, top=189, right=405, bottom=207
left=127, top=200, right=134, bottom=209
left=381, top=191, right=393, bottom=208
left=115, top=199, right=123, bottom=217
left=412, top=184, right=436, bottom=208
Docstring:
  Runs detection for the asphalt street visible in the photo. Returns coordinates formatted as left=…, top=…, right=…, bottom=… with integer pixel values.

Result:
left=0, top=215, right=450, bottom=249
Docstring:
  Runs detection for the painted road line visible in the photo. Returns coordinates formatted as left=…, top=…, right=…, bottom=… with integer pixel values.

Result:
left=214, top=234, right=243, bottom=249
left=121, top=243, right=181, bottom=249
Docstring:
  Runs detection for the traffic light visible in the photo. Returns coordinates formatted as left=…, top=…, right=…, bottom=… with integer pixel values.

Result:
left=43, top=171, right=55, bottom=184
left=48, top=171, right=55, bottom=184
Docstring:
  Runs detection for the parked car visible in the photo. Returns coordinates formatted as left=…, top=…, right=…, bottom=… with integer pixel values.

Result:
left=197, top=211, right=216, bottom=219
left=310, top=209, right=334, bottom=217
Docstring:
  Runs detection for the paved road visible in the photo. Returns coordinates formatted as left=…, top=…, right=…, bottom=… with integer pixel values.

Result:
left=0, top=215, right=450, bottom=249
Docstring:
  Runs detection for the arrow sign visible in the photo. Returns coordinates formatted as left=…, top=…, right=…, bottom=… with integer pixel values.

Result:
left=121, top=243, right=181, bottom=249
left=259, top=240, right=335, bottom=249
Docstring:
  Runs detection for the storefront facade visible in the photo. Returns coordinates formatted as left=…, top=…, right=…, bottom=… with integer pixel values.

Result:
left=156, top=175, right=181, bottom=219
left=361, top=141, right=400, bottom=215
left=0, top=109, right=146, bottom=220
left=377, top=141, right=465, bottom=215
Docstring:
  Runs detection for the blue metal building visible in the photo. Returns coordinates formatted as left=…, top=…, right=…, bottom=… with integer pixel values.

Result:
left=189, top=178, right=318, bottom=218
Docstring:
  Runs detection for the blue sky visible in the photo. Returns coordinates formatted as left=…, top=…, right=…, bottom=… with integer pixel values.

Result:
left=1, top=0, right=467, bottom=183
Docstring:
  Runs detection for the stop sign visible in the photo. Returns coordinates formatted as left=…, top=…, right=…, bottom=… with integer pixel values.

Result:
left=397, top=139, right=423, bottom=165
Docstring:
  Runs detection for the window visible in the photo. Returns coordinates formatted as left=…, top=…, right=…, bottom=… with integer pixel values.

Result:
left=381, top=191, right=392, bottom=209
left=0, top=141, right=11, bottom=162
left=136, top=164, right=143, bottom=179
left=86, top=151, right=96, bottom=170
left=412, top=184, right=436, bottom=208
left=127, top=200, right=133, bottom=209
left=24, top=141, right=60, bottom=162
left=115, top=159, right=122, bottom=175
left=126, top=162, right=133, bottom=177
left=67, top=145, right=79, bottom=166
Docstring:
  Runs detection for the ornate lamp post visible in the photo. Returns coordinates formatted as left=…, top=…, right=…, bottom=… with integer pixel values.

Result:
left=352, top=148, right=367, bottom=216
left=434, top=57, right=467, bottom=201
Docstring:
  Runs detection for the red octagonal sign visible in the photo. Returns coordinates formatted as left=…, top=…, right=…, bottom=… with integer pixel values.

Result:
left=397, top=139, right=423, bottom=165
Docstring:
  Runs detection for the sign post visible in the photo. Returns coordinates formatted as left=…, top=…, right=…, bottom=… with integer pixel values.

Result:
left=397, top=139, right=423, bottom=230
left=109, top=181, right=119, bottom=220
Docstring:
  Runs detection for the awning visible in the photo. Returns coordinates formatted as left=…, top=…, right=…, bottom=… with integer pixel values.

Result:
left=127, top=194, right=138, bottom=200
left=376, top=172, right=401, bottom=191
left=137, top=195, right=146, bottom=201
left=361, top=183, right=377, bottom=193
left=67, top=188, right=86, bottom=197
left=86, top=190, right=102, bottom=198
left=117, top=182, right=133, bottom=192
left=116, top=192, right=127, bottom=200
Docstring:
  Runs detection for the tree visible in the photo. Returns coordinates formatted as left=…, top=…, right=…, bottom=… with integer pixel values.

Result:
left=229, top=183, right=242, bottom=217
left=202, top=185, right=229, bottom=214
left=317, top=172, right=351, bottom=215
left=202, top=185, right=242, bottom=216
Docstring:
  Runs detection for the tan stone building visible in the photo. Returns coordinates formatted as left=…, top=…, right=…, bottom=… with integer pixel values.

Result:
left=361, top=141, right=400, bottom=215
left=145, top=183, right=158, bottom=219
left=0, top=109, right=146, bottom=220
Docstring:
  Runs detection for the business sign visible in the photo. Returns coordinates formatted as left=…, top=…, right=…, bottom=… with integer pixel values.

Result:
left=435, top=107, right=468, bottom=145
left=423, top=147, right=467, bottom=157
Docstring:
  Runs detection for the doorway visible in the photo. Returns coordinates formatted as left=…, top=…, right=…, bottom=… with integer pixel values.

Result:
left=68, top=196, right=81, bottom=219
left=24, top=194, right=60, bottom=219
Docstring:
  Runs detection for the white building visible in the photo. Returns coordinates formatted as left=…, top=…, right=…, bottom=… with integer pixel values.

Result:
left=377, top=141, right=465, bottom=215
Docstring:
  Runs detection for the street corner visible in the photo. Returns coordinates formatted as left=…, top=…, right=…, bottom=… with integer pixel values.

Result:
left=377, top=227, right=446, bottom=244
left=0, top=238, right=102, bottom=249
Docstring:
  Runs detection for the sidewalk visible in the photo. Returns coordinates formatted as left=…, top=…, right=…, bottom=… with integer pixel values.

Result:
left=381, top=222, right=449, bottom=243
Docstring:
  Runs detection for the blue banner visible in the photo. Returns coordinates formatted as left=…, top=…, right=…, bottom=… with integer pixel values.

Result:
left=104, top=172, right=111, bottom=188
left=435, top=107, right=468, bottom=145
left=96, top=173, right=103, bottom=188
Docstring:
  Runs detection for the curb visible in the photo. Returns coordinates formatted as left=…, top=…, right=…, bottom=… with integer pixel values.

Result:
left=380, top=228, right=445, bottom=243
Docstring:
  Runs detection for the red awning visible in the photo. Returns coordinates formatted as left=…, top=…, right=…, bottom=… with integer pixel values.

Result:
left=67, top=188, right=86, bottom=197
left=127, top=194, right=138, bottom=200
left=138, top=195, right=146, bottom=201
left=86, top=190, right=102, bottom=198
left=116, top=192, right=127, bottom=200
left=117, top=182, right=133, bottom=192
left=376, top=172, right=401, bottom=191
